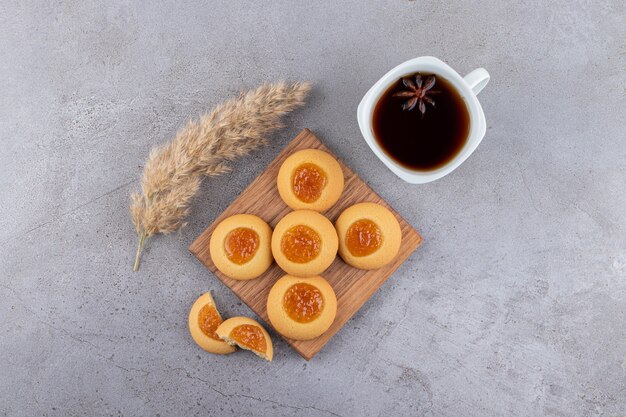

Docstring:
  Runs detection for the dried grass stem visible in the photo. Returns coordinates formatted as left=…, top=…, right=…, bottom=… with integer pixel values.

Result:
left=130, top=82, right=311, bottom=271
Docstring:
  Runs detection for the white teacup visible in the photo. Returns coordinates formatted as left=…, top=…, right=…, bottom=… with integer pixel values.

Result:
left=357, top=56, right=490, bottom=184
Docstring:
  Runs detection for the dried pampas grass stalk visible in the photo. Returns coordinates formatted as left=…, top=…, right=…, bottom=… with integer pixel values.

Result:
left=131, top=82, right=311, bottom=271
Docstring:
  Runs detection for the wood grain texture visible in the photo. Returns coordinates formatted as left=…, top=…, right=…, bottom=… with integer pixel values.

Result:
left=189, top=129, right=423, bottom=360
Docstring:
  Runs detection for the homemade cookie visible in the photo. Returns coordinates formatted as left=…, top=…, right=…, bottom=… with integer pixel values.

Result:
left=335, top=202, right=401, bottom=270
left=267, top=275, right=337, bottom=341
left=209, top=214, right=273, bottom=280
left=216, top=316, right=273, bottom=361
left=277, top=149, right=344, bottom=212
left=271, top=210, right=338, bottom=277
left=188, top=292, right=236, bottom=355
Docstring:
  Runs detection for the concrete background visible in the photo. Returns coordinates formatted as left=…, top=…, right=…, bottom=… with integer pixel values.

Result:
left=1, top=1, right=625, bottom=416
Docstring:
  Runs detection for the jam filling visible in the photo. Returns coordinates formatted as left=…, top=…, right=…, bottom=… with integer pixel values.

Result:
left=292, top=163, right=327, bottom=203
left=224, top=227, right=260, bottom=264
left=198, top=303, right=222, bottom=340
left=230, top=324, right=266, bottom=353
left=283, top=283, right=324, bottom=323
left=280, top=225, right=322, bottom=263
left=345, top=219, right=383, bottom=257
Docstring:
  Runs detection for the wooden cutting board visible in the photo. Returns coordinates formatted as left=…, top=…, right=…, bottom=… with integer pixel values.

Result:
left=189, top=129, right=423, bottom=360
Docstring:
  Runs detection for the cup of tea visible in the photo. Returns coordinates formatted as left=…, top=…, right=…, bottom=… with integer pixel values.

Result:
left=357, top=56, right=490, bottom=184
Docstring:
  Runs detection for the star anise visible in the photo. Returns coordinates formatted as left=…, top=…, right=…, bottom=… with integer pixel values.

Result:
left=393, top=74, right=437, bottom=114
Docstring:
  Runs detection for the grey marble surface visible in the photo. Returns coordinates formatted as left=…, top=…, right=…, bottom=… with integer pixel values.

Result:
left=1, top=1, right=625, bottom=416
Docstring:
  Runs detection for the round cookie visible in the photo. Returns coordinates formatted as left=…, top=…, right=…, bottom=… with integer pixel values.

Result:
left=267, top=275, right=337, bottom=341
left=271, top=210, right=338, bottom=277
left=277, top=149, right=344, bottom=212
left=335, top=202, right=402, bottom=270
left=209, top=214, right=273, bottom=280
left=188, top=292, right=236, bottom=355
left=216, top=316, right=273, bottom=361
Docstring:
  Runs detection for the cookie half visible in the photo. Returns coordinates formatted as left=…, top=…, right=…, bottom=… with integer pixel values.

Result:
left=188, top=292, right=236, bottom=355
left=216, top=316, right=273, bottom=361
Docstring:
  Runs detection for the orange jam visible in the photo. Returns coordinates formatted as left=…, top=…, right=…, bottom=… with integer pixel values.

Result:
left=280, top=225, right=322, bottom=263
left=292, top=163, right=327, bottom=203
left=283, top=283, right=324, bottom=323
left=345, top=219, right=383, bottom=257
left=230, top=324, right=266, bottom=353
left=224, top=227, right=260, bottom=264
left=198, top=304, right=222, bottom=340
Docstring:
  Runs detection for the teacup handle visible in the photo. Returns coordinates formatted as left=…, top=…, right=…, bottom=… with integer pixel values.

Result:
left=463, top=68, right=490, bottom=95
